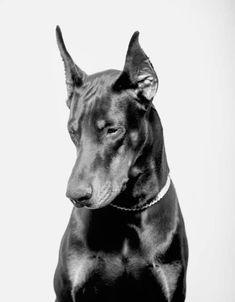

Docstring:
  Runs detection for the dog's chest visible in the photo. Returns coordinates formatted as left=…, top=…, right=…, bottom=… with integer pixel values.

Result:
left=68, top=252, right=147, bottom=301
left=66, top=204, right=181, bottom=301
left=67, top=248, right=181, bottom=302
left=67, top=247, right=146, bottom=289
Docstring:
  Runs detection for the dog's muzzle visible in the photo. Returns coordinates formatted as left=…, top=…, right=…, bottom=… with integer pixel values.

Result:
left=66, top=184, right=93, bottom=208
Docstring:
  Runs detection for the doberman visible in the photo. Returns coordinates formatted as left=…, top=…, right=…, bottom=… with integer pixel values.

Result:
left=54, top=26, right=188, bottom=302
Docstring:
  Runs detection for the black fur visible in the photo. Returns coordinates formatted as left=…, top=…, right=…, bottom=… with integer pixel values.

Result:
left=54, top=26, right=188, bottom=302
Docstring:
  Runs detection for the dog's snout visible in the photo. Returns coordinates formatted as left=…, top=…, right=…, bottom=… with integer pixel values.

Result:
left=66, top=183, right=92, bottom=206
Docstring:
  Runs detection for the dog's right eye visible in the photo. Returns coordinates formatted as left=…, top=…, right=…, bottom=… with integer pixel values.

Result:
left=105, top=126, right=125, bottom=139
left=107, top=127, right=119, bottom=135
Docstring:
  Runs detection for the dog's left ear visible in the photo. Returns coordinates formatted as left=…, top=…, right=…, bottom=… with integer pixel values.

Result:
left=114, top=32, right=158, bottom=103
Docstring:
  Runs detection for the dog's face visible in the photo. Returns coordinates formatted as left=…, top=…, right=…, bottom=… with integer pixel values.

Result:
left=66, top=71, right=147, bottom=208
left=56, top=27, right=158, bottom=208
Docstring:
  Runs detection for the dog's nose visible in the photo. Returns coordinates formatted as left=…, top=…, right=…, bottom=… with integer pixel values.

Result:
left=66, top=184, right=92, bottom=206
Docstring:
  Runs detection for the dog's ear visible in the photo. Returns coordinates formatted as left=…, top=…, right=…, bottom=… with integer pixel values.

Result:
left=114, top=32, right=158, bottom=104
left=56, top=26, right=87, bottom=107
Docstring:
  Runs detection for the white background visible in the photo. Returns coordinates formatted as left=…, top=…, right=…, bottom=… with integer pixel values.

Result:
left=0, top=0, right=234, bottom=301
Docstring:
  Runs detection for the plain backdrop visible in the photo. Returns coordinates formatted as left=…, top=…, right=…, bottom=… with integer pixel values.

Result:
left=0, top=0, right=234, bottom=301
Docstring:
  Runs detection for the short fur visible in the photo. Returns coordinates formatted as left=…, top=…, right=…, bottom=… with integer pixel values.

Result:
left=54, top=26, right=188, bottom=302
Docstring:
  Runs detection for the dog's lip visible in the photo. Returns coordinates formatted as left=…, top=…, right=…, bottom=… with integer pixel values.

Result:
left=121, top=181, right=127, bottom=192
left=97, top=188, right=113, bottom=207
left=74, top=188, right=114, bottom=209
left=97, top=179, right=128, bottom=206
left=70, top=198, right=87, bottom=208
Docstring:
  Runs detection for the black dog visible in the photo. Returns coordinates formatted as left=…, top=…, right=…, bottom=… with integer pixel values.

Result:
left=54, top=26, right=188, bottom=302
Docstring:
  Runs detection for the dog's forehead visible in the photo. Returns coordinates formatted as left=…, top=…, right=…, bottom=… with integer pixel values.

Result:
left=68, top=69, right=129, bottom=129
left=75, top=69, right=122, bottom=106
left=87, top=69, right=121, bottom=85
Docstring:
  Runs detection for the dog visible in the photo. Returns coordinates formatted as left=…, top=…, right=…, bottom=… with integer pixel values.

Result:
left=54, top=26, right=188, bottom=302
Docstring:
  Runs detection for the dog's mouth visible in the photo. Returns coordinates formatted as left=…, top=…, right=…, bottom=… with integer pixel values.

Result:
left=70, top=179, right=128, bottom=209
left=70, top=198, right=87, bottom=208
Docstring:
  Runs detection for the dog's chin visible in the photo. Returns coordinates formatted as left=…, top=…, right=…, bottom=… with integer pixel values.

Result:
left=78, top=190, right=121, bottom=209
left=84, top=194, right=117, bottom=209
left=70, top=196, right=115, bottom=209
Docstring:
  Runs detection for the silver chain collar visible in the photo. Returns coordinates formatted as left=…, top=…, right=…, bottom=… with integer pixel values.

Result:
left=109, top=174, right=171, bottom=212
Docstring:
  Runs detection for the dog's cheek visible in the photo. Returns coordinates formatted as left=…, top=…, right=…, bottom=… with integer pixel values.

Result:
left=129, top=131, right=139, bottom=148
left=110, top=149, right=133, bottom=186
left=129, top=166, right=143, bottom=178
left=112, top=146, right=131, bottom=170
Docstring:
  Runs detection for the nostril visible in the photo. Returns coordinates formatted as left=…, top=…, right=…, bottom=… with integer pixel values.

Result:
left=66, top=185, right=92, bottom=204
left=77, top=192, right=92, bottom=201
left=70, top=193, right=91, bottom=207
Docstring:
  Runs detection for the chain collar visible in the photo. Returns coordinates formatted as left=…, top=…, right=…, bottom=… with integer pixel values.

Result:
left=109, top=174, right=171, bottom=212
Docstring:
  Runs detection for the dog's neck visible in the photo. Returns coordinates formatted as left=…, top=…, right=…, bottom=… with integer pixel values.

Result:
left=111, top=105, right=170, bottom=210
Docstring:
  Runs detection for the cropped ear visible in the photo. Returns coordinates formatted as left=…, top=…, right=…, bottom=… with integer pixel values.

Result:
left=114, top=32, right=158, bottom=104
left=56, top=26, right=87, bottom=107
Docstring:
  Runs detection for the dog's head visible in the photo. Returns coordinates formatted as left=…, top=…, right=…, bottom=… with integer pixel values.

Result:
left=56, top=27, right=159, bottom=209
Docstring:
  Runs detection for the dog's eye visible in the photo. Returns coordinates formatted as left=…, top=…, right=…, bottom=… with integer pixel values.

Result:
left=106, top=126, right=125, bottom=138
left=107, top=127, right=119, bottom=135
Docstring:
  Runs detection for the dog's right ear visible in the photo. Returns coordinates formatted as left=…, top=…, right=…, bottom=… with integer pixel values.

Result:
left=56, top=26, right=87, bottom=107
